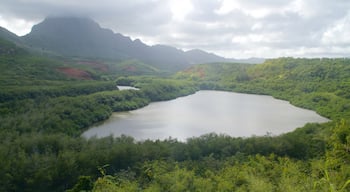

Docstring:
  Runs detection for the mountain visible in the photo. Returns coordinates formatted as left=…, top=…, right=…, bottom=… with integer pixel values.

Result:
left=185, top=49, right=265, bottom=64
left=0, top=27, right=24, bottom=46
left=185, top=49, right=229, bottom=64
left=22, top=17, right=198, bottom=71
left=21, top=17, right=264, bottom=71
left=23, top=17, right=137, bottom=59
left=0, top=17, right=264, bottom=72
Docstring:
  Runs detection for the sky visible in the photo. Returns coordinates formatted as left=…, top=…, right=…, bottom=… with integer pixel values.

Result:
left=1, top=0, right=350, bottom=59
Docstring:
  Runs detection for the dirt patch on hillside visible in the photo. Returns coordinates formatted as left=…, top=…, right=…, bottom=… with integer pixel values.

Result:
left=123, top=66, right=136, bottom=72
left=77, top=61, right=109, bottom=72
left=57, top=67, right=93, bottom=80
left=184, top=67, right=206, bottom=78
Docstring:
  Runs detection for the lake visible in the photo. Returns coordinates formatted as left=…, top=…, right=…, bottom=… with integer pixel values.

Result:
left=117, top=85, right=139, bottom=90
left=82, top=90, right=329, bottom=141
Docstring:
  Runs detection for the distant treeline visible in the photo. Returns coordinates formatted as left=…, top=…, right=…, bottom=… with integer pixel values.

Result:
left=0, top=81, right=116, bottom=102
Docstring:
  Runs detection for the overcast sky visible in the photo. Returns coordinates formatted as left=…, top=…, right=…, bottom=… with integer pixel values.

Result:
left=1, top=0, right=350, bottom=59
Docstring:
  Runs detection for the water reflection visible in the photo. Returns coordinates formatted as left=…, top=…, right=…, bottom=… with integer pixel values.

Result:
left=117, top=86, right=139, bottom=90
left=83, top=91, right=329, bottom=141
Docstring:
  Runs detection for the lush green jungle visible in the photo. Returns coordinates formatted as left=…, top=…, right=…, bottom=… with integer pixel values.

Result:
left=1, top=37, right=350, bottom=192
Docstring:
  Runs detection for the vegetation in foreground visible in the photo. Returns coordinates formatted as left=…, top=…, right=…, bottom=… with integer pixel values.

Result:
left=0, top=38, right=349, bottom=191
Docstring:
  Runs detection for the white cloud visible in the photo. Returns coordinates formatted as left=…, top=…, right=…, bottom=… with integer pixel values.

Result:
left=0, top=15, right=38, bottom=35
left=170, top=0, right=193, bottom=21
left=322, top=11, right=350, bottom=46
left=215, top=0, right=240, bottom=15
left=1, top=0, right=350, bottom=58
left=215, top=0, right=272, bottom=18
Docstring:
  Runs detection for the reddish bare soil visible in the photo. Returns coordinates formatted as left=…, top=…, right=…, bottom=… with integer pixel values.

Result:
left=123, top=66, right=136, bottom=72
left=184, top=67, right=206, bottom=78
left=76, top=61, right=109, bottom=72
left=57, top=67, right=92, bottom=80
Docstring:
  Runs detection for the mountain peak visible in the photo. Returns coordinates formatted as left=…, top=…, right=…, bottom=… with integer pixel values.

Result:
left=29, top=16, right=106, bottom=36
left=43, top=16, right=97, bottom=25
left=20, top=17, right=240, bottom=71
left=23, top=16, right=133, bottom=59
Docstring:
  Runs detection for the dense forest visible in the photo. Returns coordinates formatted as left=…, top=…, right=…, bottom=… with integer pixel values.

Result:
left=0, top=37, right=350, bottom=191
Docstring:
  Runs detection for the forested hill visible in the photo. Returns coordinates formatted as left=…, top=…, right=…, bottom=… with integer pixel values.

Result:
left=1, top=37, right=350, bottom=192
left=175, top=58, right=350, bottom=120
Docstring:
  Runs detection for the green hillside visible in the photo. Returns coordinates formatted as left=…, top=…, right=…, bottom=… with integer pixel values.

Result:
left=85, top=58, right=350, bottom=192
left=175, top=58, right=350, bottom=120
left=0, top=37, right=165, bottom=101
left=0, top=36, right=349, bottom=192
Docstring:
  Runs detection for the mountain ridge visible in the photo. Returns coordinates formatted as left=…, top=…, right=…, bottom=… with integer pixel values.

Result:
left=1, top=17, right=264, bottom=72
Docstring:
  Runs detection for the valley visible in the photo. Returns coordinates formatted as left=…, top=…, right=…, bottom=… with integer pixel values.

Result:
left=0, top=17, right=349, bottom=192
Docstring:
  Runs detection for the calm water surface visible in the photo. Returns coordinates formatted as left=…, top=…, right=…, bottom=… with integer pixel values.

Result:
left=117, top=86, right=139, bottom=90
left=82, top=91, right=329, bottom=141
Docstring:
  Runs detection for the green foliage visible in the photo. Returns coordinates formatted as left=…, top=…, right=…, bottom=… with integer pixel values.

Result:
left=111, top=59, right=160, bottom=76
left=1, top=122, right=348, bottom=191
left=175, top=57, right=350, bottom=120
left=87, top=155, right=319, bottom=191
left=77, top=122, right=349, bottom=191
left=0, top=89, right=150, bottom=136
left=66, top=176, right=94, bottom=192
left=141, top=79, right=198, bottom=101
left=320, top=120, right=350, bottom=192
left=0, top=75, right=198, bottom=137
left=1, top=57, right=350, bottom=191
left=0, top=81, right=117, bottom=102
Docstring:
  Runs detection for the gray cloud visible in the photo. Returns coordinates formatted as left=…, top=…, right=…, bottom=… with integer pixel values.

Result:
left=1, top=0, right=350, bottom=58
